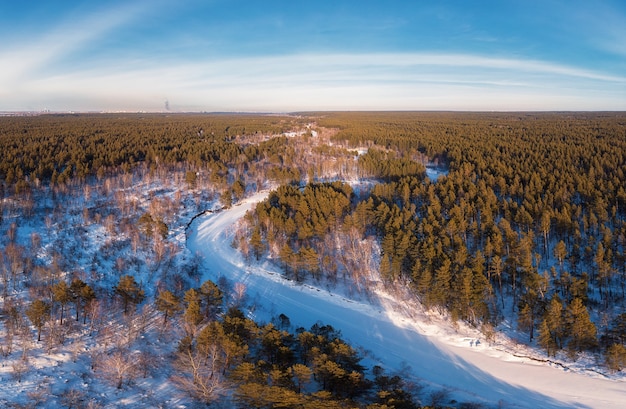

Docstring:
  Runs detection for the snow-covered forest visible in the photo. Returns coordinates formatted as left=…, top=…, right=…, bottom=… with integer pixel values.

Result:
left=0, top=112, right=625, bottom=408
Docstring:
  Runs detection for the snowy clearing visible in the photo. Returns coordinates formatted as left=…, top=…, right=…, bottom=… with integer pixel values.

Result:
left=187, top=191, right=626, bottom=409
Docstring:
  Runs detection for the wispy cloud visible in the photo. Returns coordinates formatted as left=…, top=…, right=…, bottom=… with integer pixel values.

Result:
left=1, top=1, right=624, bottom=111
left=11, top=51, right=625, bottom=111
left=0, top=1, right=153, bottom=99
left=566, top=1, right=626, bottom=59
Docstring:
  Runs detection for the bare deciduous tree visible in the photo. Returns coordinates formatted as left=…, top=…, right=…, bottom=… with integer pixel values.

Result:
left=171, top=347, right=226, bottom=404
left=97, top=349, right=140, bottom=389
left=60, top=388, right=85, bottom=409
left=11, top=359, right=28, bottom=383
left=233, top=282, right=246, bottom=307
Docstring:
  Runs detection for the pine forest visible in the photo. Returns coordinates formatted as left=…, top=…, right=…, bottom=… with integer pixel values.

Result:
left=0, top=112, right=625, bottom=408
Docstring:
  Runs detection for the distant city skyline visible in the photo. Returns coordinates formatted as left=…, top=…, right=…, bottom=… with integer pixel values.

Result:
left=1, top=0, right=625, bottom=112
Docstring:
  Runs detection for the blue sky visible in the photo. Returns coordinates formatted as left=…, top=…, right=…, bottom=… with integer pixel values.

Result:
left=1, top=0, right=625, bottom=111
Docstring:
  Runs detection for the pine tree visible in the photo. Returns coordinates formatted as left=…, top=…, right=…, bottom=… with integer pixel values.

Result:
left=26, top=299, right=51, bottom=341
left=78, top=283, right=96, bottom=324
left=155, top=218, right=168, bottom=239
left=518, top=304, right=535, bottom=341
left=544, top=296, right=564, bottom=349
left=300, top=247, right=320, bottom=278
left=200, top=280, right=223, bottom=320
left=232, top=179, right=245, bottom=202
left=453, top=267, right=473, bottom=322
left=414, top=263, right=432, bottom=307
left=538, top=318, right=557, bottom=357
left=70, top=278, right=87, bottom=321
left=249, top=226, right=265, bottom=261
left=183, top=288, right=203, bottom=332
left=279, top=243, right=295, bottom=273
left=432, top=258, right=452, bottom=310
left=52, top=280, right=71, bottom=325
left=156, top=290, right=182, bottom=325
left=230, top=362, right=262, bottom=385
left=379, top=255, right=392, bottom=281
left=566, top=298, right=597, bottom=352
left=554, top=240, right=567, bottom=272
left=605, top=344, right=626, bottom=372
left=290, top=363, right=312, bottom=393
left=138, top=212, right=154, bottom=239
left=221, top=189, right=233, bottom=208
left=114, top=275, right=145, bottom=314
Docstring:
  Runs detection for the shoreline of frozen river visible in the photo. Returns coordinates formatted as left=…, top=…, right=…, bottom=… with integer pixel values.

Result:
left=186, top=191, right=626, bottom=409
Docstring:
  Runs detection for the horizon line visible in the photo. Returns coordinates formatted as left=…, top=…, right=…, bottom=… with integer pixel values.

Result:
left=2, top=109, right=626, bottom=117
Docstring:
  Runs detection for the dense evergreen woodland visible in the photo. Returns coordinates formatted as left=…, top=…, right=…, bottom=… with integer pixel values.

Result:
left=249, top=112, right=626, bottom=362
left=0, top=112, right=625, bottom=407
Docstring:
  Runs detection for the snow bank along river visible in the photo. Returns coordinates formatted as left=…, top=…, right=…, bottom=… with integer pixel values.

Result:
left=187, top=191, right=626, bottom=409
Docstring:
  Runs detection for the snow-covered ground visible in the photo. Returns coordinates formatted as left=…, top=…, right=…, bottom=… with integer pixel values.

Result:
left=0, top=177, right=211, bottom=408
left=425, top=165, right=448, bottom=180
left=187, top=191, right=626, bottom=409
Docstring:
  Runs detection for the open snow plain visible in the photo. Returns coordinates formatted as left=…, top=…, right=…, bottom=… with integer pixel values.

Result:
left=187, top=191, right=626, bottom=409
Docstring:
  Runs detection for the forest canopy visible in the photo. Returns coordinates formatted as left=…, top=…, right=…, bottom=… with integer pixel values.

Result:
left=1, top=111, right=626, bottom=407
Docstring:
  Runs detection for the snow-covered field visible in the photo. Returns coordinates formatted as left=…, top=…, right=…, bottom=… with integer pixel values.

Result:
left=188, top=192, right=626, bottom=409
